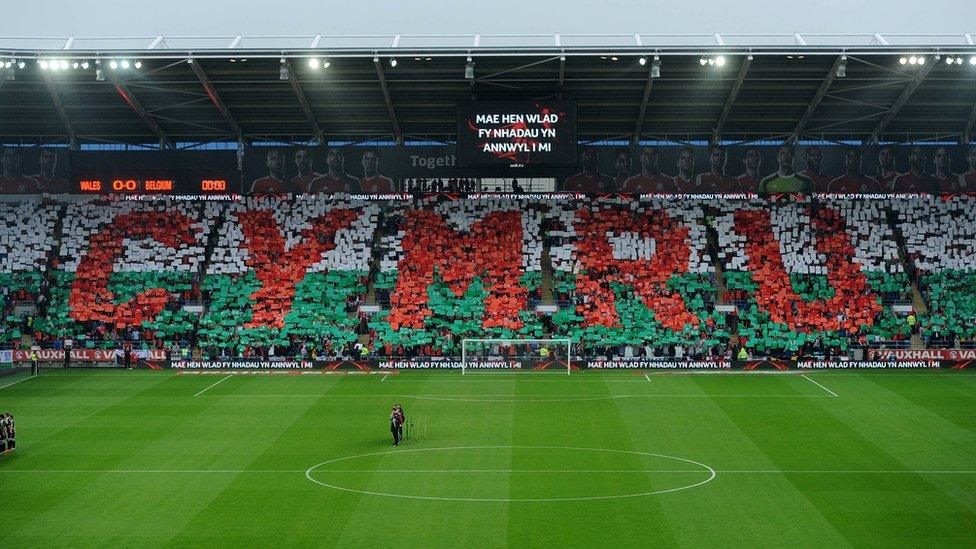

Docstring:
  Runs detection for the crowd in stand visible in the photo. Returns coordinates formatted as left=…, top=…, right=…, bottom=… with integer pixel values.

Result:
left=2, top=195, right=976, bottom=363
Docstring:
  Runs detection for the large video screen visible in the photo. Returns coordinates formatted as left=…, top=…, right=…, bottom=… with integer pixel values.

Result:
left=456, top=101, right=578, bottom=168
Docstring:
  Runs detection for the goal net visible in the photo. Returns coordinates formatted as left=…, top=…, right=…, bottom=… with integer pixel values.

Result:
left=460, top=338, right=573, bottom=375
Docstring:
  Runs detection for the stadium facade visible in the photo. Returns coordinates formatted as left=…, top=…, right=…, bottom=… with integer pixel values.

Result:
left=1, top=32, right=976, bottom=368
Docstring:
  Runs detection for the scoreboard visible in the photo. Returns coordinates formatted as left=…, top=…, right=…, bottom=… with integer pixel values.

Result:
left=70, top=151, right=241, bottom=195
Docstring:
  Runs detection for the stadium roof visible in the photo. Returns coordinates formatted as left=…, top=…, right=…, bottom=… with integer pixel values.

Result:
left=1, top=33, right=975, bottom=147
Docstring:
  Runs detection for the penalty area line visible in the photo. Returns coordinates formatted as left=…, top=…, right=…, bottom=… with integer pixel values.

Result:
left=194, top=374, right=233, bottom=397
left=802, top=374, right=839, bottom=397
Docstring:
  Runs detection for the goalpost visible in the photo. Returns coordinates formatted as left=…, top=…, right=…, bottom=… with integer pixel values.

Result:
left=460, top=338, right=573, bottom=375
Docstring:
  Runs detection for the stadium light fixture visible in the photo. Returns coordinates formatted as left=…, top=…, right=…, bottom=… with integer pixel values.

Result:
left=59, top=59, right=69, bottom=70
left=308, top=57, right=320, bottom=69
left=650, top=56, right=661, bottom=78
left=836, top=55, right=847, bottom=78
left=134, top=60, right=142, bottom=69
left=715, top=56, right=726, bottom=67
left=95, top=68, right=104, bottom=81
left=946, top=57, right=954, bottom=65
left=120, top=59, right=130, bottom=69
left=17, top=61, right=26, bottom=69
left=389, top=58, right=397, bottom=67
left=916, top=56, right=925, bottom=65
left=638, top=56, right=647, bottom=66
left=279, top=58, right=289, bottom=80
left=970, top=56, right=976, bottom=65
left=899, top=57, right=907, bottom=65
left=81, top=61, right=89, bottom=69
left=38, top=59, right=49, bottom=70
left=699, top=57, right=708, bottom=66
left=71, top=61, right=79, bottom=69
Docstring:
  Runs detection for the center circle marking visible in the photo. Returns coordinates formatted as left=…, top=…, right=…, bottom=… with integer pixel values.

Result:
left=305, top=445, right=716, bottom=502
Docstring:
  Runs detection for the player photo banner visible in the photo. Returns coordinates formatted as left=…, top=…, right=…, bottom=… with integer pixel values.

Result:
left=563, top=143, right=976, bottom=194
left=456, top=101, right=578, bottom=168
left=243, top=145, right=399, bottom=194
left=0, top=146, right=71, bottom=194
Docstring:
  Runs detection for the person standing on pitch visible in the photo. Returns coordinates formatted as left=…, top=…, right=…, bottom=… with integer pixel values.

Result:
left=29, top=344, right=40, bottom=377
left=390, top=405, right=401, bottom=446
left=394, top=404, right=405, bottom=442
left=0, top=414, right=8, bottom=453
left=1, top=414, right=13, bottom=453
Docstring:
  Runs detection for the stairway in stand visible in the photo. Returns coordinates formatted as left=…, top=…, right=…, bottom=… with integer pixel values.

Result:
left=883, top=209, right=929, bottom=350
left=539, top=240, right=555, bottom=306
left=703, top=215, right=728, bottom=304
left=364, top=215, right=387, bottom=307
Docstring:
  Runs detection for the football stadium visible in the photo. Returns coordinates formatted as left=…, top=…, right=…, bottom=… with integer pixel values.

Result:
left=1, top=3, right=976, bottom=546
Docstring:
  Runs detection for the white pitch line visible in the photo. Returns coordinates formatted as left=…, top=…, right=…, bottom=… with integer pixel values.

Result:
left=0, top=469, right=303, bottom=474
left=0, top=375, right=36, bottom=390
left=315, top=469, right=976, bottom=474
left=802, top=374, right=839, bottom=397
left=644, top=374, right=652, bottom=382
left=202, top=393, right=834, bottom=399
left=193, top=374, right=233, bottom=397
left=1, top=468, right=972, bottom=475
left=381, top=375, right=388, bottom=382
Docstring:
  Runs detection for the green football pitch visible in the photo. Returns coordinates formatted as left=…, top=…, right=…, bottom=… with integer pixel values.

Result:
left=1, top=369, right=974, bottom=548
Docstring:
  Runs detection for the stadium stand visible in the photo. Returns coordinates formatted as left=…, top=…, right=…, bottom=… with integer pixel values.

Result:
left=2, top=195, right=975, bottom=359
left=0, top=201, right=60, bottom=348
left=38, top=199, right=211, bottom=349
left=892, top=195, right=976, bottom=345
left=200, top=196, right=378, bottom=358
left=714, top=197, right=912, bottom=355
left=371, top=197, right=545, bottom=356
left=547, top=198, right=722, bottom=357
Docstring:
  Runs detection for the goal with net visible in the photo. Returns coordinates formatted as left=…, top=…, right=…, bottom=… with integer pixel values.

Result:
left=460, top=338, right=573, bottom=375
